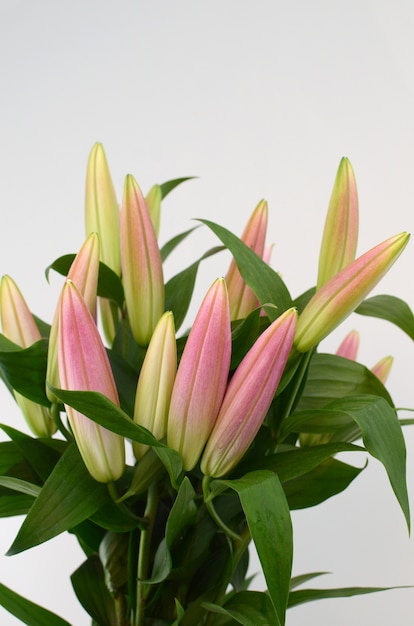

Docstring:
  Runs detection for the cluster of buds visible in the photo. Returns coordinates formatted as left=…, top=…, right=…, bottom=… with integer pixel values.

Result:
left=0, top=146, right=409, bottom=487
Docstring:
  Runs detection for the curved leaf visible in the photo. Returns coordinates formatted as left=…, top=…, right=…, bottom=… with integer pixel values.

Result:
left=218, top=470, right=292, bottom=626
left=283, top=395, right=410, bottom=529
left=161, top=226, right=199, bottom=262
left=165, top=246, right=224, bottom=331
left=199, top=219, right=292, bottom=318
left=159, top=176, right=197, bottom=199
left=296, top=353, right=394, bottom=411
left=7, top=444, right=109, bottom=555
left=0, top=336, right=49, bottom=406
left=204, top=590, right=277, bottom=625
left=0, top=582, right=71, bottom=626
left=49, top=387, right=184, bottom=489
left=45, top=256, right=124, bottom=309
left=356, top=294, right=414, bottom=340
left=288, top=584, right=411, bottom=608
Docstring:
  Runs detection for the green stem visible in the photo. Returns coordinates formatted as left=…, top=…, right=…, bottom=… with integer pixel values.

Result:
left=50, top=402, right=73, bottom=441
left=135, top=482, right=159, bottom=626
left=205, top=523, right=251, bottom=626
left=202, top=476, right=241, bottom=542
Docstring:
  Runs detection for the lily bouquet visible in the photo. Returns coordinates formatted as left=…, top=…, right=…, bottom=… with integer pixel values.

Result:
left=0, top=145, right=412, bottom=626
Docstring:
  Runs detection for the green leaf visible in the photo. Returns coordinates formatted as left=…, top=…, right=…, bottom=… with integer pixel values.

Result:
left=0, top=441, right=24, bottom=474
left=204, top=590, right=277, bottom=625
left=0, top=476, right=41, bottom=497
left=161, top=226, right=199, bottom=262
left=7, top=444, right=109, bottom=555
left=0, top=495, right=35, bottom=517
left=159, top=176, right=196, bottom=199
left=199, top=219, right=292, bottom=319
left=50, top=387, right=184, bottom=488
left=218, top=471, right=292, bottom=626
left=71, top=554, right=119, bottom=626
left=290, top=572, right=329, bottom=590
left=165, top=246, right=224, bottom=331
left=0, top=425, right=67, bottom=483
left=252, top=442, right=363, bottom=482
left=283, top=457, right=363, bottom=509
left=0, top=336, right=49, bottom=406
left=295, top=353, right=393, bottom=411
left=288, top=584, right=411, bottom=608
left=45, top=256, right=124, bottom=309
left=0, top=581, right=71, bottom=626
left=150, top=477, right=197, bottom=583
left=283, top=395, right=410, bottom=529
left=356, top=294, right=414, bottom=340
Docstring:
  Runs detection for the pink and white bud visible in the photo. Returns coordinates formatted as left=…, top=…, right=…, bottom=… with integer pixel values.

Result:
left=133, top=311, right=177, bottom=460
left=58, top=280, right=125, bottom=483
left=167, top=278, right=231, bottom=471
left=201, top=307, right=297, bottom=478
left=317, top=158, right=359, bottom=289
left=336, top=330, right=360, bottom=360
left=371, top=355, right=393, bottom=384
left=0, top=276, right=56, bottom=437
left=295, top=232, right=410, bottom=353
left=225, top=200, right=268, bottom=320
left=46, top=233, right=100, bottom=402
left=120, top=175, right=165, bottom=347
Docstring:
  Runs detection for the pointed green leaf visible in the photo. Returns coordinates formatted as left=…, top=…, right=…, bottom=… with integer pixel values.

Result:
left=249, top=442, right=363, bottom=482
left=288, top=584, right=411, bottom=608
left=0, top=441, right=24, bottom=474
left=49, top=387, right=184, bottom=488
left=7, top=444, right=109, bottom=554
left=0, top=336, right=49, bottom=406
left=199, top=219, right=292, bottom=318
left=283, top=457, right=363, bottom=509
left=218, top=470, right=292, bottom=626
left=296, top=353, right=393, bottom=411
left=204, top=590, right=277, bottom=625
left=165, top=246, right=224, bottom=331
left=159, top=176, right=196, bottom=199
left=0, top=495, right=35, bottom=517
left=0, top=477, right=40, bottom=497
left=0, top=582, right=71, bottom=626
left=282, top=395, right=410, bottom=529
left=0, top=425, right=67, bottom=483
left=71, top=554, right=119, bottom=626
left=160, top=226, right=199, bottom=262
left=356, top=295, right=414, bottom=340
left=150, top=477, right=197, bottom=583
left=45, top=256, right=124, bottom=309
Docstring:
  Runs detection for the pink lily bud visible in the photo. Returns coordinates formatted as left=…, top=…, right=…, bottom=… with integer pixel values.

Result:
left=133, top=311, right=177, bottom=460
left=0, top=276, right=56, bottom=437
left=167, top=278, right=231, bottom=471
left=294, top=232, right=410, bottom=353
left=201, top=307, right=297, bottom=478
left=85, top=143, right=121, bottom=343
left=46, top=233, right=100, bottom=402
left=317, top=158, right=359, bottom=289
left=120, top=174, right=165, bottom=347
left=145, top=184, right=162, bottom=238
left=371, top=355, right=393, bottom=384
left=336, top=330, right=360, bottom=360
left=225, top=200, right=268, bottom=320
left=58, top=280, right=125, bottom=483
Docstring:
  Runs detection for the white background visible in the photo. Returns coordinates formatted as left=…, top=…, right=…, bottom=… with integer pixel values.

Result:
left=0, top=1, right=413, bottom=624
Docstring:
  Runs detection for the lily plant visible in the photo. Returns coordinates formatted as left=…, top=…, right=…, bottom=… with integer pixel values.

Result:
left=0, top=144, right=413, bottom=626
